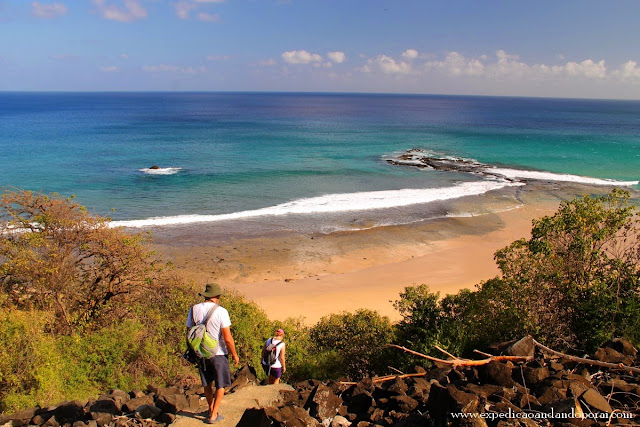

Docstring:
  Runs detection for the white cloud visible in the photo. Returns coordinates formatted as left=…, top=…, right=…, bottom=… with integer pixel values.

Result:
left=402, top=49, right=419, bottom=60
left=142, top=64, right=205, bottom=74
left=194, top=0, right=224, bottom=2
left=120, top=53, right=129, bottom=59
left=259, top=58, right=277, bottom=66
left=197, top=11, right=220, bottom=22
left=93, top=0, right=146, bottom=22
left=31, top=2, right=67, bottom=18
left=564, top=59, right=607, bottom=79
left=100, top=66, right=119, bottom=72
left=327, top=51, right=346, bottom=64
left=426, top=51, right=484, bottom=76
left=282, top=50, right=323, bottom=64
left=488, top=49, right=530, bottom=78
left=362, top=55, right=412, bottom=74
left=613, top=61, right=640, bottom=80
left=175, top=0, right=196, bottom=19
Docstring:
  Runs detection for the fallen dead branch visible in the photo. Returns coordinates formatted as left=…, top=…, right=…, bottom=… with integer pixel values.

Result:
left=386, top=344, right=533, bottom=366
left=532, top=339, right=640, bottom=375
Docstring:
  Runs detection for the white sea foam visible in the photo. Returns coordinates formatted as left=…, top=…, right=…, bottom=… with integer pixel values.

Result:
left=486, top=167, right=639, bottom=186
left=110, top=180, right=522, bottom=228
left=139, top=167, right=182, bottom=175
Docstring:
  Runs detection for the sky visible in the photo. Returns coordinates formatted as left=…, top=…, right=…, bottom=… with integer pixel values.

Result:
left=1, top=0, right=640, bottom=99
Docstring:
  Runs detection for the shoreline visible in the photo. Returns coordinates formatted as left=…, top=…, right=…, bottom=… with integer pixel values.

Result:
left=150, top=183, right=592, bottom=324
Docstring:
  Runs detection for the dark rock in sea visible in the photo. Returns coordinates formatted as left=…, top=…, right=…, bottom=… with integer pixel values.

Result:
left=149, top=165, right=160, bottom=170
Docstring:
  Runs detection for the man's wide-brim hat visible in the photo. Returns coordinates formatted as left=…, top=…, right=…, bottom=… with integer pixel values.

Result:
left=200, top=283, right=224, bottom=298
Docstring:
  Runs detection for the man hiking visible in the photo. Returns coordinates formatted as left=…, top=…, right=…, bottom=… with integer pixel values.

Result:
left=186, top=283, right=240, bottom=424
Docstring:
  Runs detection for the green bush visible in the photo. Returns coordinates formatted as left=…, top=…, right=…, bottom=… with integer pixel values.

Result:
left=310, top=309, right=395, bottom=379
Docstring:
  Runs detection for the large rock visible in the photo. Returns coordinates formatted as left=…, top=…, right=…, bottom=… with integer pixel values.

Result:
left=89, top=399, right=121, bottom=416
left=134, top=404, right=162, bottom=420
left=478, top=361, right=514, bottom=387
left=229, top=365, right=259, bottom=393
left=265, top=404, right=321, bottom=426
left=236, top=408, right=273, bottom=427
left=505, top=336, right=535, bottom=357
left=304, top=385, right=342, bottom=421
left=51, top=401, right=86, bottom=425
left=603, top=338, right=638, bottom=357
left=427, top=383, right=479, bottom=418
left=122, top=395, right=155, bottom=413
left=0, top=407, right=41, bottom=426
left=155, top=394, right=188, bottom=414
left=579, top=388, right=613, bottom=414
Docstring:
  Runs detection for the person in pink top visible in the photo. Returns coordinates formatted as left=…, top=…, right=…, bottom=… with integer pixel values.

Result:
left=261, top=328, right=287, bottom=384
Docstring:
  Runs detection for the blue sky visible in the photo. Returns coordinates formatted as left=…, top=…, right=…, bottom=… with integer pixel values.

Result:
left=2, top=0, right=640, bottom=98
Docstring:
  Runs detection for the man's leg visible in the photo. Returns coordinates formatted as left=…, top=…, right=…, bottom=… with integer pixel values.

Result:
left=209, top=387, right=224, bottom=420
left=204, top=384, right=215, bottom=416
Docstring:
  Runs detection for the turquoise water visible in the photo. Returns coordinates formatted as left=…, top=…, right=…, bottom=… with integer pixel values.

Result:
left=1, top=92, right=638, bottom=229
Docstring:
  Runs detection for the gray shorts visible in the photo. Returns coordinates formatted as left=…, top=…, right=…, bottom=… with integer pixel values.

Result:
left=199, top=355, right=232, bottom=389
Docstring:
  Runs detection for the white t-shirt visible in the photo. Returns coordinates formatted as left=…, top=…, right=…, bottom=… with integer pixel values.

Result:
left=186, top=302, right=231, bottom=356
left=262, top=337, right=285, bottom=368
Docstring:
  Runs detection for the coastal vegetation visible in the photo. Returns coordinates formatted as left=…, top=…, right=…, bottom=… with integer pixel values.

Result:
left=0, top=188, right=638, bottom=414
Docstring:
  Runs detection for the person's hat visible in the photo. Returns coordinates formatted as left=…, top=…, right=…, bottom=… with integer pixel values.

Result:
left=200, top=283, right=224, bottom=298
left=276, top=328, right=285, bottom=336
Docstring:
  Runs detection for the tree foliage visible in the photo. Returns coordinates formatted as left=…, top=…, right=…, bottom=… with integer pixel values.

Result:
left=392, top=190, right=640, bottom=358
left=0, top=189, right=161, bottom=333
left=310, top=309, right=395, bottom=379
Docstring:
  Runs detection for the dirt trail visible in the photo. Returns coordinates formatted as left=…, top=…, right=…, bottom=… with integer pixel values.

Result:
left=171, top=384, right=293, bottom=427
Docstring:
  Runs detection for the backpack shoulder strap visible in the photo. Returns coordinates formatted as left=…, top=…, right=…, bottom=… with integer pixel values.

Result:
left=202, top=304, right=219, bottom=327
left=275, top=340, right=284, bottom=347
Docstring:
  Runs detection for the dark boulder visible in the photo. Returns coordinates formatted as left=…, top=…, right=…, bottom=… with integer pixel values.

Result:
left=304, top=384, right=342, bottom=420
left=0, top=406, right=41, bottom=426
left=505, top=336, right=535, bottom=357
left=122, top=395, right=155, bottom=413
left=154, top=394, right=188, bottom=414
left=228, top=365, right=259, bottom=393
left=427, top=383, right=479, bottom=417
left=478, top=361, right=514, bottom=387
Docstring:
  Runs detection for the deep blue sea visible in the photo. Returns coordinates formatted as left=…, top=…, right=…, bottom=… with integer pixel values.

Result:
left=1, top=92, right=639, bottom=233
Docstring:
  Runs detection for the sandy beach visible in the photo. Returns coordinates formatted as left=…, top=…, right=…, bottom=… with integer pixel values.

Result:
left=149, top=184, right=589, bottom=324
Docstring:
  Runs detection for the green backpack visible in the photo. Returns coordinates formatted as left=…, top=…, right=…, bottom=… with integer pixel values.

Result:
left=186, top=304, right=220, bottom=360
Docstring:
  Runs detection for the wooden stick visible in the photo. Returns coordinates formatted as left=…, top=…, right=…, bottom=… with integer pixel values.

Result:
left=532, top=339, right=640, bottom=375
left=435, top=345, right=460, bottom=360
left=339, top=372, right=428, bottom=386
left=386, top=344, right=532, bottom=366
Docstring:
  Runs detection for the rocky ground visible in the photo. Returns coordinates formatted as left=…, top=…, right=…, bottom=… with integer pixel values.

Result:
left=2, top=338, right=640, bottom=427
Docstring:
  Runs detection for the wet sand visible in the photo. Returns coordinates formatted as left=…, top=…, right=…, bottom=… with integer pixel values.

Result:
left=149, top=183, right=603, bottom=323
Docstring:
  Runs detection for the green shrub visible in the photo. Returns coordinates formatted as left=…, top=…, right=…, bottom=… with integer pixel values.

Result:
left=310, top=309, right=395, bottom=379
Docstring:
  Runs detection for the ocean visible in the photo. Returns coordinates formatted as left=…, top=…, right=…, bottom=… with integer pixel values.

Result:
left=1, top=92, right=638, bottom=235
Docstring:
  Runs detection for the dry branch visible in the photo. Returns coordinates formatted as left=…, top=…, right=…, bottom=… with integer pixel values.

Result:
left=532, top=339, right=640, bottom=375
left=386, top=344, right=533, bottom=366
